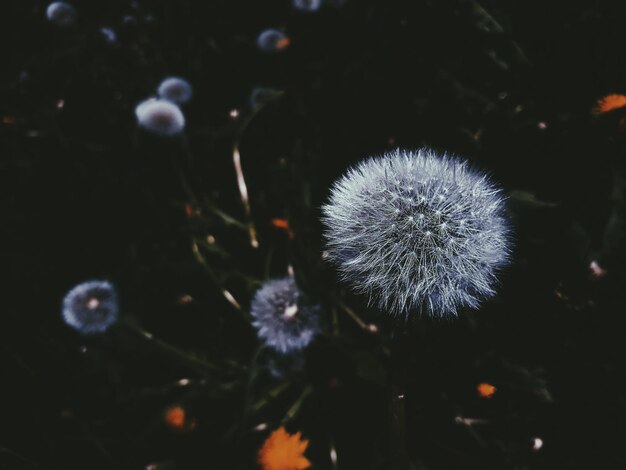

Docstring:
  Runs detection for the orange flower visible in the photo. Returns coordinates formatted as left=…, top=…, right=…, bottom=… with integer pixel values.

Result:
left=164, top=405, right=196, bottom=432
left=258, top=427, right=311, bottom=470
left=271, top=218, right=295, bottom=239
left=593, top=94, right=626, bottom=116
left=477, top=382, right=497, bottom=399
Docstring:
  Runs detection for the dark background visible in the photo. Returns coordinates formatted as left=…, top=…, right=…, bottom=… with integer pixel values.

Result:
left=2, top=0, right=626, bottom=468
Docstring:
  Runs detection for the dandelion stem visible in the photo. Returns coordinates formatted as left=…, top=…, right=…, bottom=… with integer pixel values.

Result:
left=191, top=239, right=244, bottom=313
left=0, top=446, right=48, bottom=470
left=333, top=296, right=371, bottom=332
left=281, top=385, right=313, bottom=424
left=233, top=145, right=259, bottom=248
left=469, top=0, right=531, bottom=66
left=252, top=381, right=293, bottom=412
left=389, top=329, right=410, bottom=470
left=229, top=89, right=284, bottom=249
left=171, top=155, right=246, bottom=229
left=123, top=319, right=220, bottom=372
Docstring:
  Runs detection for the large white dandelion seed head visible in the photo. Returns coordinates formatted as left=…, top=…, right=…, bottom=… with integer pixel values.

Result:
left=250, top=277, right=320, bottom=354
left=62, top=280, right=119, bottom=334
left=157, top=77, right=193, bottom=105
left=135, top=98, right=185, bottom=136
left=322, top=148, right=511, bottom=318
left=46, top=2, right=77, bottom=27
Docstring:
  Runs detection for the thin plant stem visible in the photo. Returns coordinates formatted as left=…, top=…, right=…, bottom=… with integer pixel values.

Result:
left=252, top=380, right=293, bottom=413
left=232, top=145, right=259, bottom=248
left=0, top=446, right=48, bottom=470
left=281, top=385, right=313, bottom=424
left=389, top=329, right=410, bottom=470
left=229, top=90, right=285, bottom=249
left=123, top=319, right=220, bottom=373
left=171, top=154, right=246, bottom=229
left=333, top=295, right=377, bottom=333
left=191, top=239, right=244, bottom=313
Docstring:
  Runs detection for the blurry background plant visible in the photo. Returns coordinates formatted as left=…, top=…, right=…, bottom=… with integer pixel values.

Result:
left=2, top=0, right=626, bottom=469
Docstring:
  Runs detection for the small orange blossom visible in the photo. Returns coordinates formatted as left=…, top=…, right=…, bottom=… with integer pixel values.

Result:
left=477, top=382, right=497, bottom=399
left=593, top=94, right=626, bottom=116
left=258, top=427, right=311, bottom=470
left=164, top=405, right=196, bottom=432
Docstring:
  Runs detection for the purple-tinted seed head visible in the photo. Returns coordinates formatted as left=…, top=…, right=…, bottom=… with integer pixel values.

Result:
left=293, top=0, right=322, bottom=12
left=135, top=98, right=185, bottom=136
left=256, top=29, right=290, bottom=53
left=100, top=27, right=117, bottom=44
left=157, top=77, right=193, bottom=105
left=322, top=148, right=511, bottom=318
left=46, top=2, right=77, bottom=27
left=62, top=280, right=119, bottom=334
left=250, top=277, right=320, bottom=354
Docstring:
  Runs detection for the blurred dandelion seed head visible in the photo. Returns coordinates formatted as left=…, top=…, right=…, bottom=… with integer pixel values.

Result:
left=257, top=29, right=290, bottom=53
left=62, top=280, right=119, bottom=334
left=46, top=2, right=77, bottom=27
left=293, top=0, right=322, bottom=12
left=157, top=77, right=193, bottom=105
left=135, top=98, right=185, bottom=136
left=250, top=277, right=320, bottom=354
left=99, top=27, right=117, bottom=44
left=322, top=148, right=511, bottom=318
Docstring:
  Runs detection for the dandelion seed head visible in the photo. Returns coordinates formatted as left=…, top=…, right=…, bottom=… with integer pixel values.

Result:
left=157, top=77, right=193, bottom=105
left=257, top=29, right=290, bottom=53
left=293, top=0, right=322, bottom=12
left=46, top=2, right=77, bottom=27
left=250, top=277, right=320, bottom=354
left=135, top=98, right=185, bottom=136
left=62, top=280, right=118, bottom=334
left=99, top=27, right=117, bottom=44
left=322, top=148, right=511, bottom=318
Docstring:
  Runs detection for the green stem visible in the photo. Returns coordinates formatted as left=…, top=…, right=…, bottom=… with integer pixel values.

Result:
left=281, top=385, right=313, bottom=424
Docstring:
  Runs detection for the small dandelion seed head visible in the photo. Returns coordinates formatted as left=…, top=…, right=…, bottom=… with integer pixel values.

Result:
left=257, top=29, right=290, bottom=53
left=157, top=77, right=193, bottom=105
left=99, top=27, right=117, bottom=44
left=293, top=0, right=322, bottom=12
left=250, top=277, right=320, bottom=354
left=322, top=148, right=511, bottom=318
left=135, top=98, right=185, bottom=136
left=46, top=2, right=77, bottom=27
left=62, top=280, right=119, bottom=334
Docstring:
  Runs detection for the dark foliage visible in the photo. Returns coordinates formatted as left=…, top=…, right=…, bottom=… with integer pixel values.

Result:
left=2, top=0, right=626, bottom=469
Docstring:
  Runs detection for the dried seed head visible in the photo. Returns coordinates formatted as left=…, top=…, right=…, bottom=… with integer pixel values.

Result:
left=322, top=148, right=511, bottom=318
left=135, top=98, right=185, bottom=136
left=62, top=280, right=119, bottom=334
left=250, top=277, right=320, bottom=353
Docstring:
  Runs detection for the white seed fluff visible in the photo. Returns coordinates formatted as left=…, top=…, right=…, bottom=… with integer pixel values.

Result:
left=322, top=148, right=510, bottom=318
left=250, top=277, right=320, bottom=354
left=256, top=29, right=289, bottom=53
left=62, top=280, right=119, bottom=334
left=293, top=0, right=322, bottom=12
left=157, top=77, right=193, bottom=105
left=46, top=2, right=77, bottom=27
left=135, top=98, right=185, bottom=136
